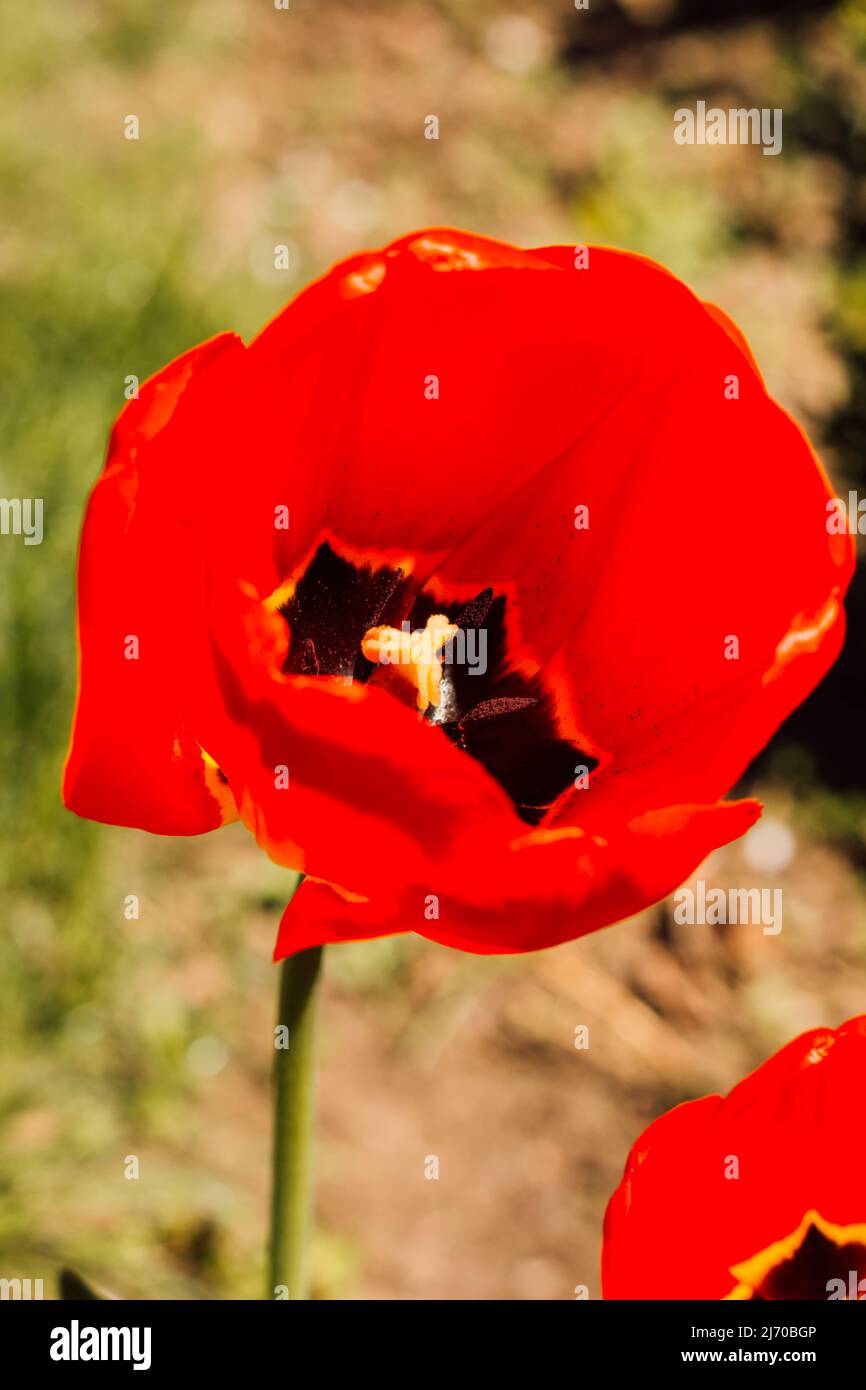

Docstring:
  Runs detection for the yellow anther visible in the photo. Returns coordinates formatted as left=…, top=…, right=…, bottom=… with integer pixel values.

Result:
left=361, top=614, right=459, bottom=712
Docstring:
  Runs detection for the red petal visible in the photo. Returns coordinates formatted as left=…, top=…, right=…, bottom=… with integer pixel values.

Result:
left=237, top=231, right=658, bottom=584
left=602, top=1016, right=866, bottom=1298
left=411, top=247, right=853, bottom=827
left=274, top=798, right=760, bottom=958
left=63, top=334, right=245, bottom=833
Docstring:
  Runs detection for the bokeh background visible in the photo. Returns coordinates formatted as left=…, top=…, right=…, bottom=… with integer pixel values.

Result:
left=2, top=0, right=865, bottom=1299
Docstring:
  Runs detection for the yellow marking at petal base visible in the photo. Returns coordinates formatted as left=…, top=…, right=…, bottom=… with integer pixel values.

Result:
left=199, top=747, right=240, bottom=825
left=725, top=1210, right=866, bottom=1300
left=361, top=614, right=459, bottom=713
left=263, top=579, right=296, bottom=612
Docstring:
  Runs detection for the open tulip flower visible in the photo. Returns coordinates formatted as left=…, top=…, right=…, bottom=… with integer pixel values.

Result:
left=63, top=228, right=853, bottom=960
left=62, top=227, right=855, bottom=1301
left=603, top=1016, right=866, bottom=1300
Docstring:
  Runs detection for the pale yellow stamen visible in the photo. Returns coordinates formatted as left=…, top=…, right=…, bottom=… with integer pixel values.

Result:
left=361, top=614, right=459, bottom=712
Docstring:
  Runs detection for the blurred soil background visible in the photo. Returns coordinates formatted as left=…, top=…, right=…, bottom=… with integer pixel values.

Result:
left=1, top=0, right=865, bottom=1298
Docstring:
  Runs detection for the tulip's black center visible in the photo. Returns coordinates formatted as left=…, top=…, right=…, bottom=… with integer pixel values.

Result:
left=730, top=1216, right=866, bottom=1300
left=278, top=541, right=596, bottom=824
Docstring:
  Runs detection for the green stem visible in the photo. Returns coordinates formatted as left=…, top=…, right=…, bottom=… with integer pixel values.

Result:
left=267, top=936, right=323, bottom=1300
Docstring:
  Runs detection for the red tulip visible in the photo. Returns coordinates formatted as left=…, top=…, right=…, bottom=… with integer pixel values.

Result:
left=603, top=1015, right=866, bottom=1299
left=63, top=228, right=853, bottom=958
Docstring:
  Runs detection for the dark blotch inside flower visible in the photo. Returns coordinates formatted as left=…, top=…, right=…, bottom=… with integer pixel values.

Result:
left=279, top=541, right=596, bottom=824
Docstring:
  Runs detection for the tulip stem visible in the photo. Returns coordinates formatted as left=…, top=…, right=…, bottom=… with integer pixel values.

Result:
left=267, top=912, right=322, bottom=1301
